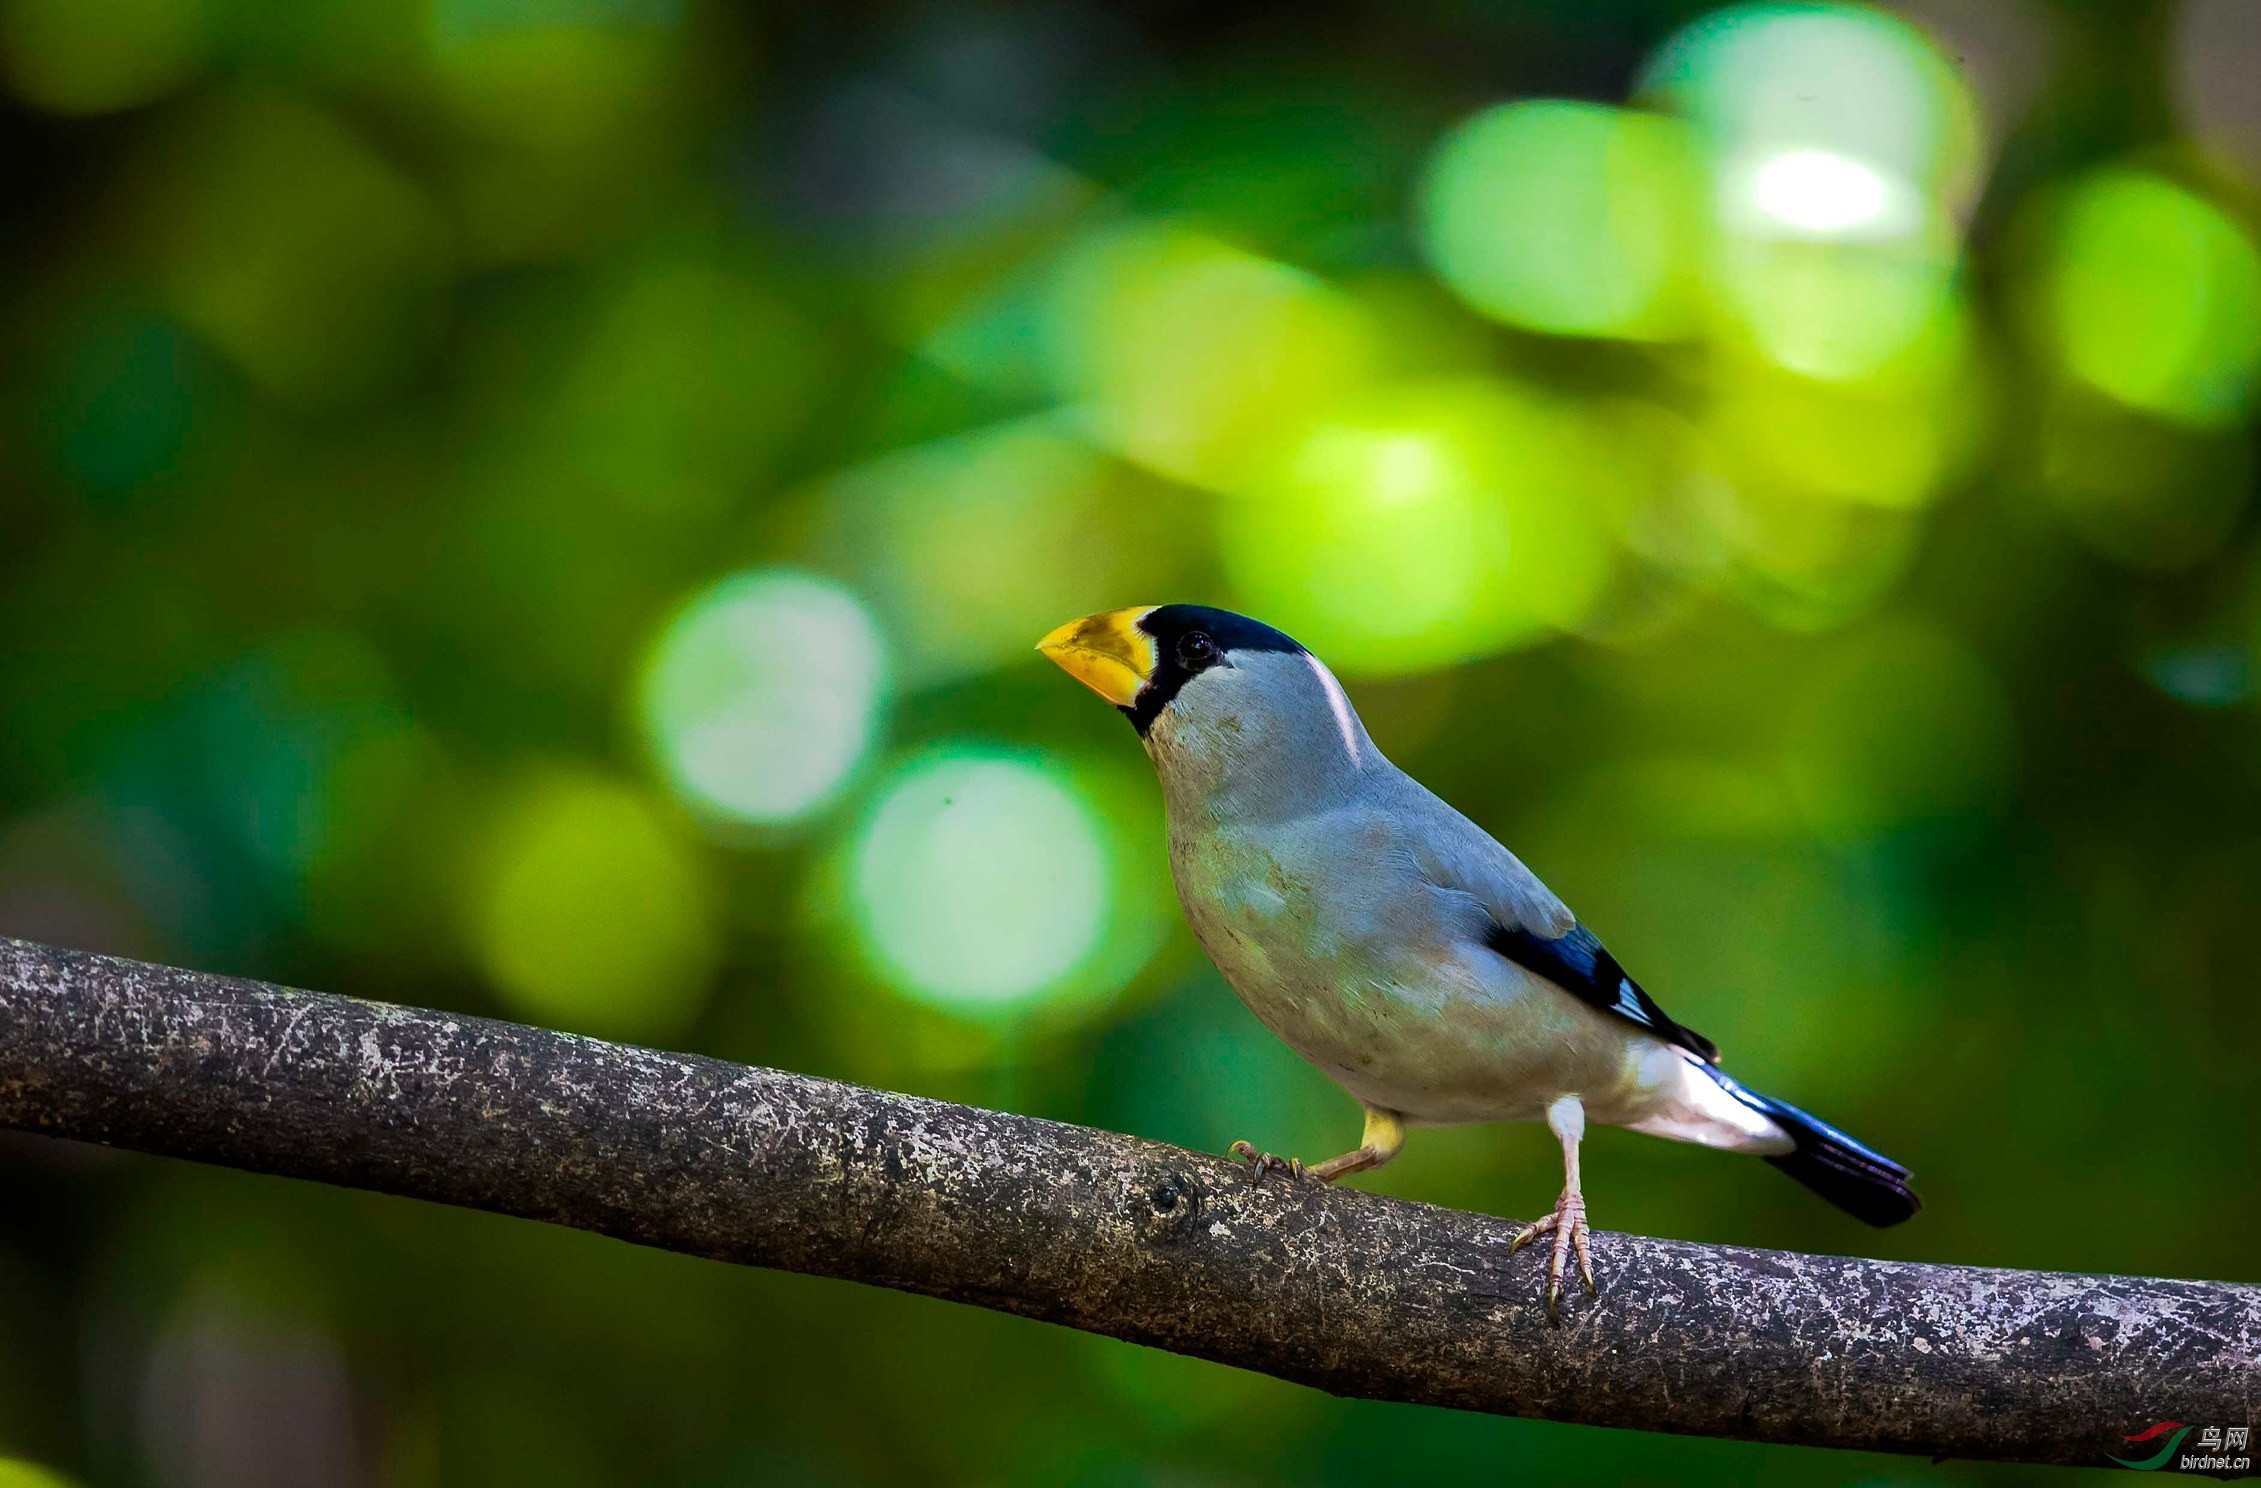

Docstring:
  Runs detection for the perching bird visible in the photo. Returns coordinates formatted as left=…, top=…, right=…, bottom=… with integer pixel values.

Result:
left=1037, top=604, right=1918, bottom=1318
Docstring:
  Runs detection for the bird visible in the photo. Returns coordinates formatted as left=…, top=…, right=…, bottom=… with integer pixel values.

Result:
left=1036, top=603, right=1919, bottom=1319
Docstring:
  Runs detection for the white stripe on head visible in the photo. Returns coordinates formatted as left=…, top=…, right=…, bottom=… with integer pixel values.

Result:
left=1303, top=651, right=1362, bottom=767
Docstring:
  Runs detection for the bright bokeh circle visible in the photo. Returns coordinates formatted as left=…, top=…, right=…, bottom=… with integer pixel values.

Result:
left=2041, top=169, right=2261, bottom=428
left=847, top=747, right=1114, bottom=1015
left=1219, top=380, right=1616, bottom=674
left=1641, top=3, right=1980, bottom=386
left=1417, top=99, right=1701, bottom=340
left=637, top=569, right=889, bottom=828
left=1642, top=3, right=1983, bottom=219
left=1748, top=149, right=1894, bottom=237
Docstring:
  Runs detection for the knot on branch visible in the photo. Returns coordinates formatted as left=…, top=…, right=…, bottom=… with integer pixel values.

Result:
left=1140, top=1168, right=1207, bottom=1246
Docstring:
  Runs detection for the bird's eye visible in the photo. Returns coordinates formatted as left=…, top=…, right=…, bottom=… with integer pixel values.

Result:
left=1177, top=631, right=1217, bottom=669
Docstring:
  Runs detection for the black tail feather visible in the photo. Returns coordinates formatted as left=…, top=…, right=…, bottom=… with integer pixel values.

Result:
left=1705, top=1068, right=1921, bottom=1227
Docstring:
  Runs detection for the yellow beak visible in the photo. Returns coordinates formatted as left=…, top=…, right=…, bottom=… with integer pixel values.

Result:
left=1036, top=607, right=1160, bottom=708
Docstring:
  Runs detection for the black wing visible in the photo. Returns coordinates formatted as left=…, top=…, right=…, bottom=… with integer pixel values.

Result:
left=1485, top=922, right=1721, bottom=1064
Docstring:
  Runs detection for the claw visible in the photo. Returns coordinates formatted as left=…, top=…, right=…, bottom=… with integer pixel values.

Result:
left=1228, top=1140, right=1304, bottom=1182
left=1514, top=1190, right=1593, bottom=1324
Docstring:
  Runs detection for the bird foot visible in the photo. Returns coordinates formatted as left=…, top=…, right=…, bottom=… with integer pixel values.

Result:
left=1510, top=1189, right=1595, bottom=1323
left=1227, top=1140, right=1304, bottom=1181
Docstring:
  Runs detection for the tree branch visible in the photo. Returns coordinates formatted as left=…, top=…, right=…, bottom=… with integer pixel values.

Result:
left=0, top=938, right=2252, bottom=1473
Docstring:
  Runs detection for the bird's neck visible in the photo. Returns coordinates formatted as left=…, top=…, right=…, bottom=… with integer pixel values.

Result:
left=1144, top=658, right=1379, bottom=826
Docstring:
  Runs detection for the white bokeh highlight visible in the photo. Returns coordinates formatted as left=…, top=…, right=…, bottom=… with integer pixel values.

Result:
left=637, top=570, right=889, bottom=827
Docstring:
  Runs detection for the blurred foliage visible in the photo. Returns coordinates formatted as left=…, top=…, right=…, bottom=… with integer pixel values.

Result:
left=2, top=0, right=2258, bottom=1483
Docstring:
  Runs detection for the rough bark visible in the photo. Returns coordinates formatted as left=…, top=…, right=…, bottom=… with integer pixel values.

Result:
left=0, top=937, right=2252, bottom=1473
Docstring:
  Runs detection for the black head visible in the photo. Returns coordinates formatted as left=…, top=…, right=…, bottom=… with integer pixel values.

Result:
left=1124, top=605, right=1304, bottom=734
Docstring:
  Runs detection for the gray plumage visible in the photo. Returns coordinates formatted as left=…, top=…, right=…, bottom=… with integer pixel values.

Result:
left=1147, top=640, right=1772, bottom=1143
left=1038, top=602, right=1919, bottom=1282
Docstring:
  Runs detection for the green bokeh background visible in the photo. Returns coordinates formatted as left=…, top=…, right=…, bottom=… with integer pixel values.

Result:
left=4, top=0, right=2259, bottom=1482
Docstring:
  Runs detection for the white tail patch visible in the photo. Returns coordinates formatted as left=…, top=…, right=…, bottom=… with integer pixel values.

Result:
left=1304, top=652, right=1363, bottom=767
left=1624, top=1054, right=1795, bottom=1155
